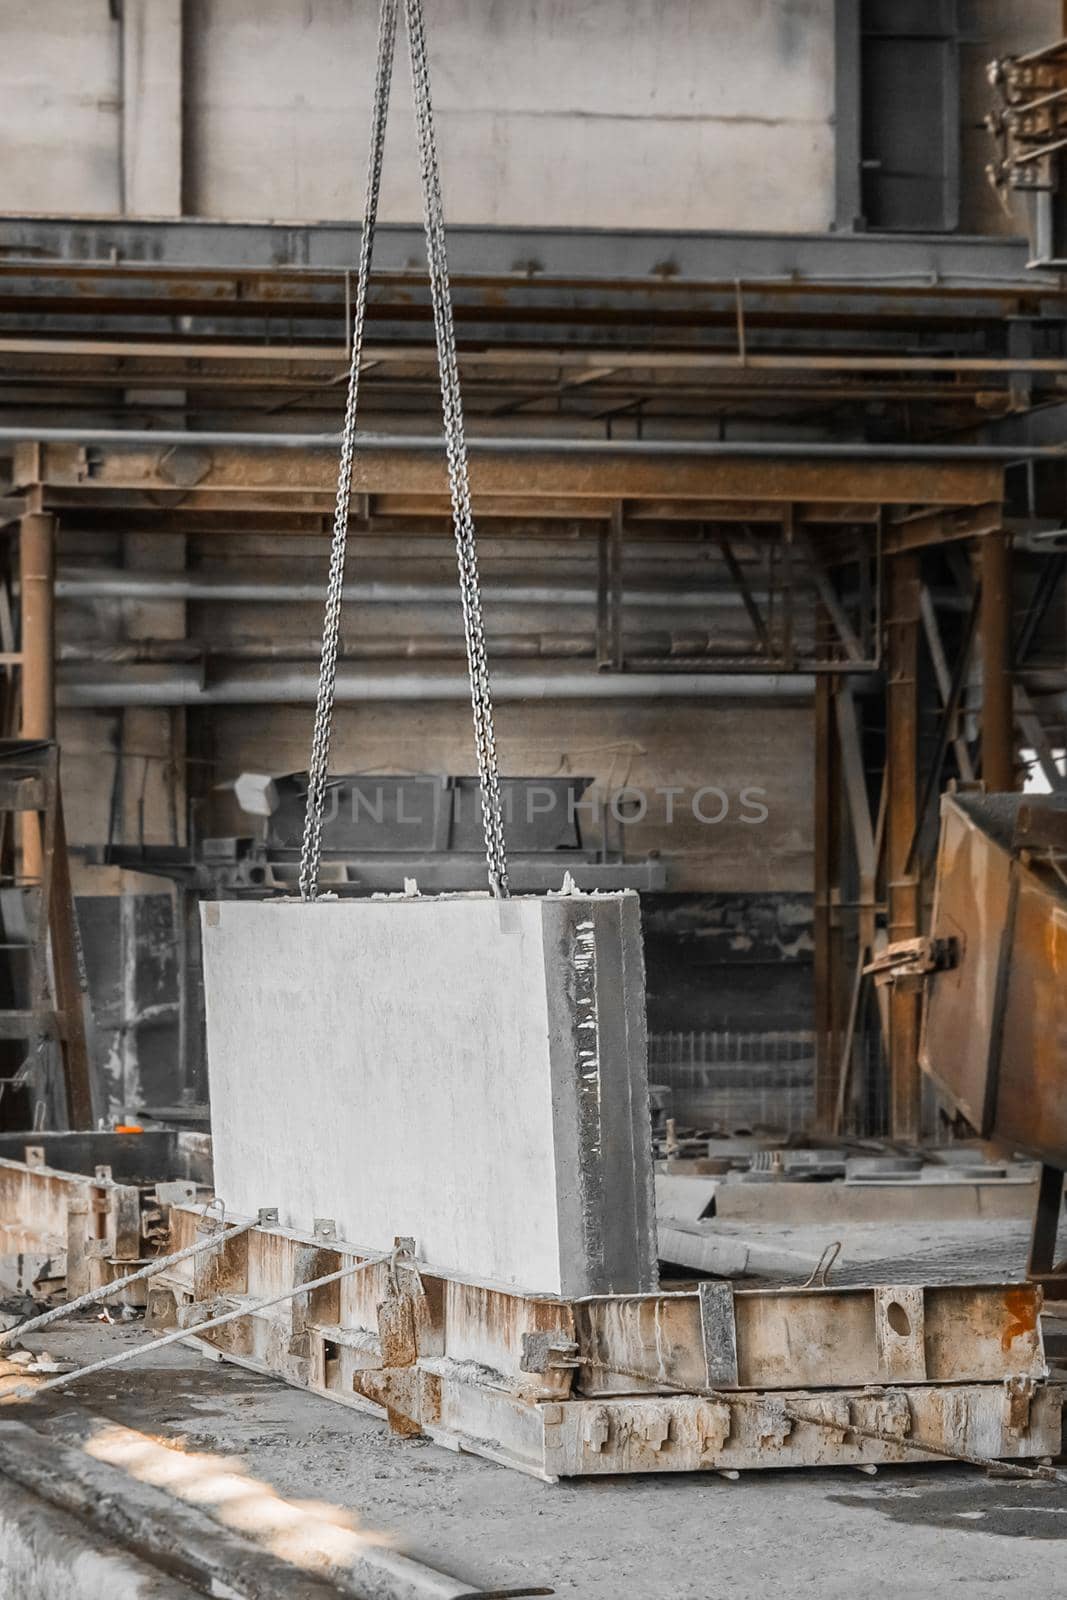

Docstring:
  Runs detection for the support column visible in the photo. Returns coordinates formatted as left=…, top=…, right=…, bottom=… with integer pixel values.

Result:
left=121, top=0, right=184, bottom=216
left=833, top=0, right=864, bottom=231
left=886, top=553, right=922, bottom=1143
left=813, top=673, right=848, bottom=1132
left=813, top=675, right=835, bottom=1130
left=19, top=513, right=55, bottom=743
left=980, top=530, right=1014, bottom=793
left=19, top=513, right=55, bottom=884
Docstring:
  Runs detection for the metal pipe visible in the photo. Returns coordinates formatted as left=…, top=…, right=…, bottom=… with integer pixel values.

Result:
left=0, top=424, right=1065, bottom=459
left=980, top=530, right=1015, bottom=791
left=57, top=663, right=815, bottom=707
left=58, top=629, right=750, bottom=664
left=56, top=566, right=746, bottom=609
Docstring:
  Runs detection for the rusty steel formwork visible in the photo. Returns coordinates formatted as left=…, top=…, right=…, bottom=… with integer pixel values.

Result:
left=148, top=1205, right=1063, bottom=1481
left=0, top=1137, right=209, bottom=1305
left=919, top=790, right=1067, bottom=1295
left=922, top=790, right=1067, bottom=1163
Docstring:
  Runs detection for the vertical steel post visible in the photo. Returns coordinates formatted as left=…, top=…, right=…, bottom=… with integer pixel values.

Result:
left=19, top=512, right=55, bottom=743
left=813, top=665, right=847, bottom=1132
left=980, top=529, right=1014, bottom=793
left=19, top=512, right=56, bottom=883
left=813, top=674, right=834, bottom=1130
left=886, top=553, right=922, bottom=1142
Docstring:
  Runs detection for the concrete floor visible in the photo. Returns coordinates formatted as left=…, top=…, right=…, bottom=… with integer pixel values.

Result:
left=17, top=1322, right=1067, bottom=1600
left=662, top=1216, right=1042, bottom=1285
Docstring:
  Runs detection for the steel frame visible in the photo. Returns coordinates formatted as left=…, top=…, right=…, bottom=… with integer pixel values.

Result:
left=0, top=219, right=1060, bottom=437
left=0, top=198, right=1037, bottom=1143
left=4, top=436, right=1014, bottom=1134
left=150, top=1205, right=1062, bottom=1481
left=0, top=1147, right=202, bottom=1306
left=0, top=214, right=1040, bottom=282
left=811, top=515, right=1027, bottom=1139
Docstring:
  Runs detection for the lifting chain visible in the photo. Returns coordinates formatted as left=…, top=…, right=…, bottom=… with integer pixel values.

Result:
left=300, top=0, right=510, bottom=901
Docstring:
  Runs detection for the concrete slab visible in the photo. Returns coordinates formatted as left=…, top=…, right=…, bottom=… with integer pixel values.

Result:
left=201, top=891, right=656, bottom=1298
left=654, top=1171, right=719, bottom=1224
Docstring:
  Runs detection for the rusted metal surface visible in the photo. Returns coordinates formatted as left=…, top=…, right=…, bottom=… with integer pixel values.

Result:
left=922, top=792, right=1067, bottom=1165
left=0, top=742, right=95, bottom=1129
left=812, top=674, right=838, bottom=1132
left=17, top=515, right=54, bottom=744
left=11, top=335, right=1067, bottom=379
left=155, top=1206, right=1059, bottom=1479
left=0, top=252, right=1060, bottom=439
left=0, top=1152, right=199, bottom=1306
left=996, top=864, right=1067, bottom=1163
left=17, top=515, right=54, bottom=892
left=886, top=555, right=922, bottom=1141
left=980, top=531, right=1015, bottom=794
left=0, top=1156, right=80, bottom=1261
left=1028, top=1163, right=1067, bottom=1293
left=883, top=503, right=1002, bottom=555
left=1015, top=801, right=1067, bottom=851
left=13, top=441, right=1004, bottom=514
left=539, top=1383, right=1062, bottom=1478
left=573, top=1282, right=1045, bottom=1395
left=921, top=795, right=1015, bottom=1133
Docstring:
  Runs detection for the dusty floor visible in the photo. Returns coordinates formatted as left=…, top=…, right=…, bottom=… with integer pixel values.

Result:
left=14, top=1321, right=1067, bottom=1599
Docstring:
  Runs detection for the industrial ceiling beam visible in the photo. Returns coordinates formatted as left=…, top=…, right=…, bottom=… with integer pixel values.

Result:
left=4, top=336, right=1067, bottom=377
left=0, top=214, right=1043, bottom=284
left=14, top=440, right=1004, bottom=511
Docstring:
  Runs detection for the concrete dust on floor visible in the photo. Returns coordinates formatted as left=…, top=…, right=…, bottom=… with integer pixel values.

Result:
left=830, top=1479, right=1067, bottom=1540
left=12, top=1321, right=1066, bottom=1599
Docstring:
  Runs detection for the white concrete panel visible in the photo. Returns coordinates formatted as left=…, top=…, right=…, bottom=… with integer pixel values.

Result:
left=201, top=892, right=656, bottom=1296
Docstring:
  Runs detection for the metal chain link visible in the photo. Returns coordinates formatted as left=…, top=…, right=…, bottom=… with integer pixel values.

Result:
left=404, top=0, right=511, bottom=902
left=300, top=0, right=399, bottom=901
left=404, top=0, right=510, bottom=898
left=300, top=0, right=510, bottom=900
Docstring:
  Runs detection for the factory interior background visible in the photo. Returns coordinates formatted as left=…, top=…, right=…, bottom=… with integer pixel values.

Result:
left=0, top=4, right=1065, bottom=1597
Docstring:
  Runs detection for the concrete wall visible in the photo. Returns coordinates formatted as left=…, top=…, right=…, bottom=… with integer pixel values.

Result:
left=4, top=1, right=1061, bottom=232
left=5, top=2, right=122, bottom=214
left=4, top=0, right=835, bottom=229
left=5, top=0, right=1059, bottom=232
left=57, top=694, right=815, bottom=896
left=196, top=698, right=814, bottom=895
left=183, top=0, right=835, bottom=229
left=55, top=527, right=815, bottom=895
left=181, top=540, right=812, bottom=901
